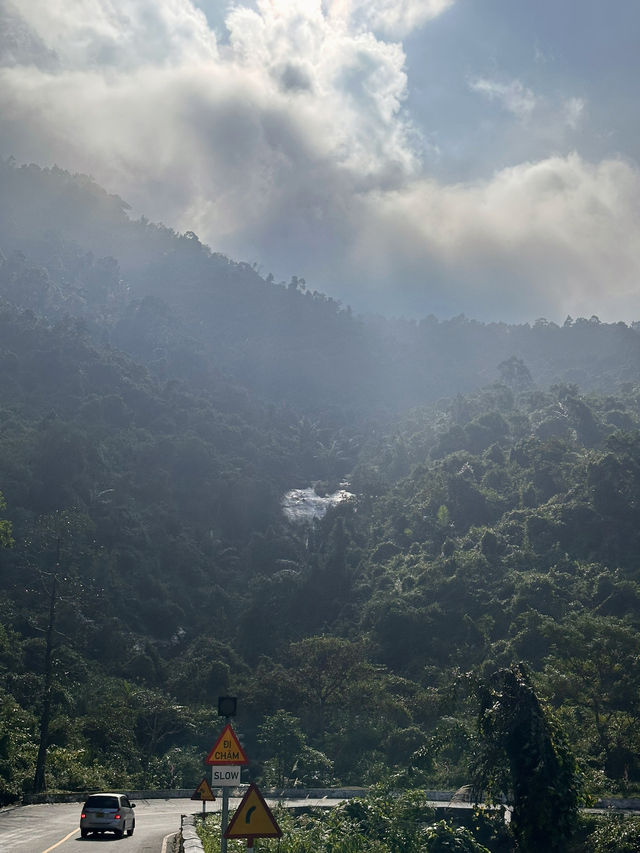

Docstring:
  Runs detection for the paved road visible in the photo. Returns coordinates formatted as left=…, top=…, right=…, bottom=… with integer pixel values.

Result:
left=0, top=798, right=201, bottom=853
left=0, top=794, right=357, bottom=853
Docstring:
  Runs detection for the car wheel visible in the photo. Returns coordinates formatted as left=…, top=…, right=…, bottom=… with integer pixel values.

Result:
left=80, top=829, right=88, bottom=838
left=127, top=820, right=135, bottom=836
left=115, top=827, right=125, bottom=838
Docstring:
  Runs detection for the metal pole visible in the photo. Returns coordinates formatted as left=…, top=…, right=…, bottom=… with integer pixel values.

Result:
left=221, top=787, right=229, bottom=853
left=219, top=713, right=230, bottom=853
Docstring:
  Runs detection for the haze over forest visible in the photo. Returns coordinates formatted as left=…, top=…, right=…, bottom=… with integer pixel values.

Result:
left=3, top=5, right=640, bottom=852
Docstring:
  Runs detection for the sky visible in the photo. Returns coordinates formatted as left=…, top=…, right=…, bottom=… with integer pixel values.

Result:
left=1, top=0, right=639, bottom=323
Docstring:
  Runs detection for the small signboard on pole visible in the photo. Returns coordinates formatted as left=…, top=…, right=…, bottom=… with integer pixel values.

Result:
left=224, top=782, right=282, bottom=846
left=192, top=777, right=216, bottom=801
left=191, top=777, right=216, bottom=817
left=212, top=766, right=242, bottom=786
left=205, top=723, right=249, bottom=765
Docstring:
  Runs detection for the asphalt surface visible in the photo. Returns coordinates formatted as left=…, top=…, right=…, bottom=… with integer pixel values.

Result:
left=0, top=795, right=354, bottom=853
left=0, top=798, right=196, bottom=853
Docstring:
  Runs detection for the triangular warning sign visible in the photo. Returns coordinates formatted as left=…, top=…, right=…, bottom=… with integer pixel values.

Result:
left=224, top=783, right=282, bottom=839
left=205, top=723, right=249, bottom=765
left=191, top=778, right=216, bottom=801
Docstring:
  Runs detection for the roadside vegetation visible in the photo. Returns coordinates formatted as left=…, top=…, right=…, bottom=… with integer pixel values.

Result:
left=196, top=788, right=640, bottom=853
left=196, top=788, right=505, bottom=853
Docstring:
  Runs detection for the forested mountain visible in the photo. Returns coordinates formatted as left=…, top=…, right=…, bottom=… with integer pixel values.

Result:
left=3, top=159, right=640, bottom=418
left=2, top=157, right=640, bottom=826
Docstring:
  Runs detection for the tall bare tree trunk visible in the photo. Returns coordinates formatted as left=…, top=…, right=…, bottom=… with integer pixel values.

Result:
left=33, top=572, right=57, bottom=794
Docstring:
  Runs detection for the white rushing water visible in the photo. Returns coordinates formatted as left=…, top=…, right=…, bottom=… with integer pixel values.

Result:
left=282, top=486, right=354, bottom=522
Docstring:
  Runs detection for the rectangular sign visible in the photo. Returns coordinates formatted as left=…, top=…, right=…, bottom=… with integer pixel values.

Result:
left=211, top=766, right=241, bottom=786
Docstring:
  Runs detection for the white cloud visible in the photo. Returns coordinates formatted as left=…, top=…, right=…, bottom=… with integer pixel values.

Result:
left=224, top=1, right=418, bottom=176
left=0, top=0, right=638, bottom=324
left=564, top=96, right=585, bottom=130
left=469, top=76, right=587, bottom=133
left=468, top=75, right=588, bottom=161
left=0, top=0, right=421, bottom=226
left=343, top=0, right=456, bottom=38
left=469, top=77, right=538, bottom=122
left=11, top=0, right=217, bottom=68
left=349, top=153, right=640, bottom=321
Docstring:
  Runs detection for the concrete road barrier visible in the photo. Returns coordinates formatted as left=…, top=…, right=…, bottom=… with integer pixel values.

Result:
left=181, top=814, right=205, bottom=853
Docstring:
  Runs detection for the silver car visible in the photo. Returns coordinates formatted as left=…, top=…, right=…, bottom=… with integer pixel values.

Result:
left=80, top=793, right=136, bottom=838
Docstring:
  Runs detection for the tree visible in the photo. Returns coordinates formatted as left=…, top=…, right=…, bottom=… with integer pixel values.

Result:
left=471, top=664, right=580, bottom=852
left=256, top=707, right=333, bottom=788
left=256, top=710, right=307, bottom=788
left=286, top=637, right=372, bottom=716
left=497, top=356, right=533, bottom=392
left=0, top=492, right=12, bottom=547
left=29, top=510, right=93, bottom=793
left=32, top=569, right=57, bottom=794
left=542, top=614, right=640, bottom=787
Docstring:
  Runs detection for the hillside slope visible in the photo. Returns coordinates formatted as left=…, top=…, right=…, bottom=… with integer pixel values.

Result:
left=1, top=158, right=640, bottom=804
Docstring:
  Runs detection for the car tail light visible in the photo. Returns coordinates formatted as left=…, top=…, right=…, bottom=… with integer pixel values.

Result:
left=81, top=812, right=86, bottom=819
left=114, top=813, right=121, bottom=820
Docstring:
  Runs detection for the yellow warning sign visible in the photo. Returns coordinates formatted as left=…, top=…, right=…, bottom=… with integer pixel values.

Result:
left=224, top=783, right=282, bottom=839
left=205, top=723, right=249, bottom=765
left=191, top=777, right=216, bottom=801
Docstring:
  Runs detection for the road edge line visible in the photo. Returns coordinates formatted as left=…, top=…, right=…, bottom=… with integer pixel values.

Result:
left=162, top=830, right=180, bottom=853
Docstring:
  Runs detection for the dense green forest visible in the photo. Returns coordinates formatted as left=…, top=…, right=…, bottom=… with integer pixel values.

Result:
left=2, top=158, right=640, bottom=847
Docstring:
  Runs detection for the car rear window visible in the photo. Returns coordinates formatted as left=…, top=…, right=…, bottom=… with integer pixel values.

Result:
left=84, top=796, right=119, bottom=810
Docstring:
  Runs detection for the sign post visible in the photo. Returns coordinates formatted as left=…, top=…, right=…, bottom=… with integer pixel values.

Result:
left=205, top=704, right=248, bottom=853
left=222, top=787, right=229, bottom=853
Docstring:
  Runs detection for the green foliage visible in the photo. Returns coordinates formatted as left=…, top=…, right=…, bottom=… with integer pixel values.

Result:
left=341, top=785, right=437, bottom=849
left=0, top=491, right=13, bottom=547
left=421, top=820, right=491, bottom=852
left=541, top=613, right=640, bottom=788
left=41, top=746, right=110, bottom=792
left=0, top=689, right=36, bottom=803
left=198, top=808, right=379, bottom=853
left=257, top=710, right=309, bottom=787
left=586, top=815, right=640, bottom=853
left=197, top=789, right=507, bottom=852
left=472, top=665, right=580, bottom=852
left=198, top=787, right=442, bottom=853
left=144, top=746, right=203, bottom=789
